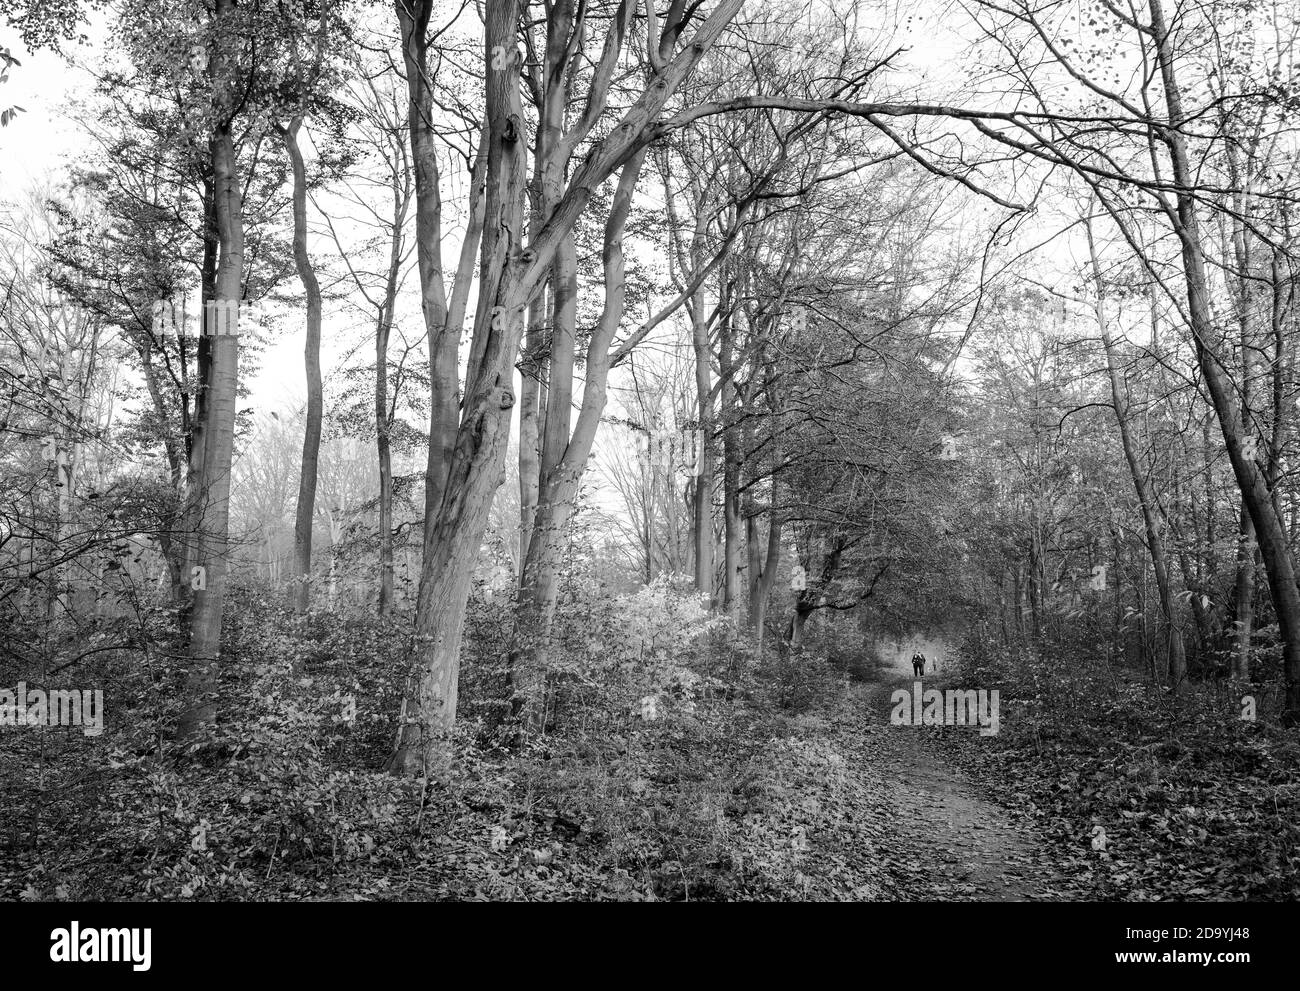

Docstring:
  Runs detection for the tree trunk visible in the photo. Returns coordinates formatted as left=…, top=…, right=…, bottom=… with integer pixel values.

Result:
left=181, top=104, right=243, bottom=736
left=177, top=172, right=220, bottom=619
left=787, top=604, right=809, bottom=648
left=721, top=301, right=742, bottom=619
left=786, top=537, right=845, bottom=647
left=1223, top=153, right=1259, bottom=683
left=748, top=493, right=783, bottom=650
left=283, top=119, right=324, bottom=614
left=1090, top=220, right=1186, bottom=689
left=140, top=350, right=187, bottom=602
left=1150, top=0, right=1300, bottom=722
left=513, top=152, right=645, bottom=729
left=396, top=0, right=453, bottom=525
left=375, top=264, right=398, bottom=616
left=1099, top=331, right=1187, bottom=688
left=373, top=139, right=408, bottom=617
left=387, top=0, right=745, bottom=771
left=1232, top=509, right=1256, bottom=679
left=389, top=0, right=529, bottom=772
left=691, top=291, right=715, bottom=605
left=723, top=450, right=741, bottom=618
left=518, top=290, right=546, bottom=573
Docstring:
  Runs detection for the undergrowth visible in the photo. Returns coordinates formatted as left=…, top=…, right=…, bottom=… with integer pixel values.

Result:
left=930, top=630, right=1300, bottom=900
left=1, top=573, right=874, bottom=902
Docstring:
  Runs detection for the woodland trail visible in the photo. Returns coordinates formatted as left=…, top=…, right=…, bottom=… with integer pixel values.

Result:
left=844, top=674, right=1076, bottom=901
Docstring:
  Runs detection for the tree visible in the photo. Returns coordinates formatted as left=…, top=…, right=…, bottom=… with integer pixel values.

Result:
left=277, top=2, right=340, bottom=614
left=1086, top=208, right=1188, bottom=689
left=317, top=58, right=418, bottom=616
left=389, top=0, right=749, bottom=771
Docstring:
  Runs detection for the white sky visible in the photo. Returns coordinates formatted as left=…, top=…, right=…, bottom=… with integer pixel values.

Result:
left=0, top=0, right=1168, bottom=456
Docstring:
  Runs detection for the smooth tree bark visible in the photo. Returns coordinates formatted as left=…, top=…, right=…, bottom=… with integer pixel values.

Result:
left=176, top=173, right=220, bottom=617
left=178, top=0, right=337, bottom=729
left=720, top=284, right=743, bottom=618
left=281, top=118, right=324, bottom=614
left=744, top=355, right=783, bottom=644
left=396, top=0, right=453, bottom=527
left=511, top=0, right=636, bottom=722
left=180, top=97, right=243, bottom=736
left=389, top=0, right=530, bottom=771
left=657, top=147, right=719, bottom=603
left=389, top=0, right=748, bottom=772
left=394, top=0, right=488, bottom=542
left=374, top=186, right=404, bottom=616
left=510, top=0, right=831, bottom=717
left=385, top=0, right=486, bottom=769
left=690, top=288, right=715, bottom=603
left=514, top=0, right=764, bottom=722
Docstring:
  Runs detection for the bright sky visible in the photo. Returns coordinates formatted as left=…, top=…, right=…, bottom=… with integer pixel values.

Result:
left=0, top=0, right=1142, bottom=445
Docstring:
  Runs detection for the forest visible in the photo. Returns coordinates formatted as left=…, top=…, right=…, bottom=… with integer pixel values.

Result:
left=1, top=0, right=1298, bottom=905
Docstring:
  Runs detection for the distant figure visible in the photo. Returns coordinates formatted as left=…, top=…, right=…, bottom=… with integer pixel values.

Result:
left=912, top=652, right=926, bottom=677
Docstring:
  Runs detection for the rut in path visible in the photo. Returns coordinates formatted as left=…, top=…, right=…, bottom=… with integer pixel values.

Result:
left=852, top=676, right=1073, bottom=901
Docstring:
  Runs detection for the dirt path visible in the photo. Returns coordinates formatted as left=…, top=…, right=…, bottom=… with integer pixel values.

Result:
left=843, top=675, right=1072, bottom=901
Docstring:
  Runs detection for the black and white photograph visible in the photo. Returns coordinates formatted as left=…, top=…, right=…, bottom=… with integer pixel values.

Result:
left=0, top=0, right=1295, bottom=968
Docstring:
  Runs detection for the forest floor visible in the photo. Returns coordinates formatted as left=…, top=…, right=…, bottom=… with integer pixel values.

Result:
left=5, top=623, right=1297, bottom=901
left=350, top=668, right=1091, bottom=902
left=853, top=675, right=1074, bottom=900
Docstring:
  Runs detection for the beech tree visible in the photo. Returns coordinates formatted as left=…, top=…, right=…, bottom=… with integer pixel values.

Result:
left=389, top=0, right=753, bottom=770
